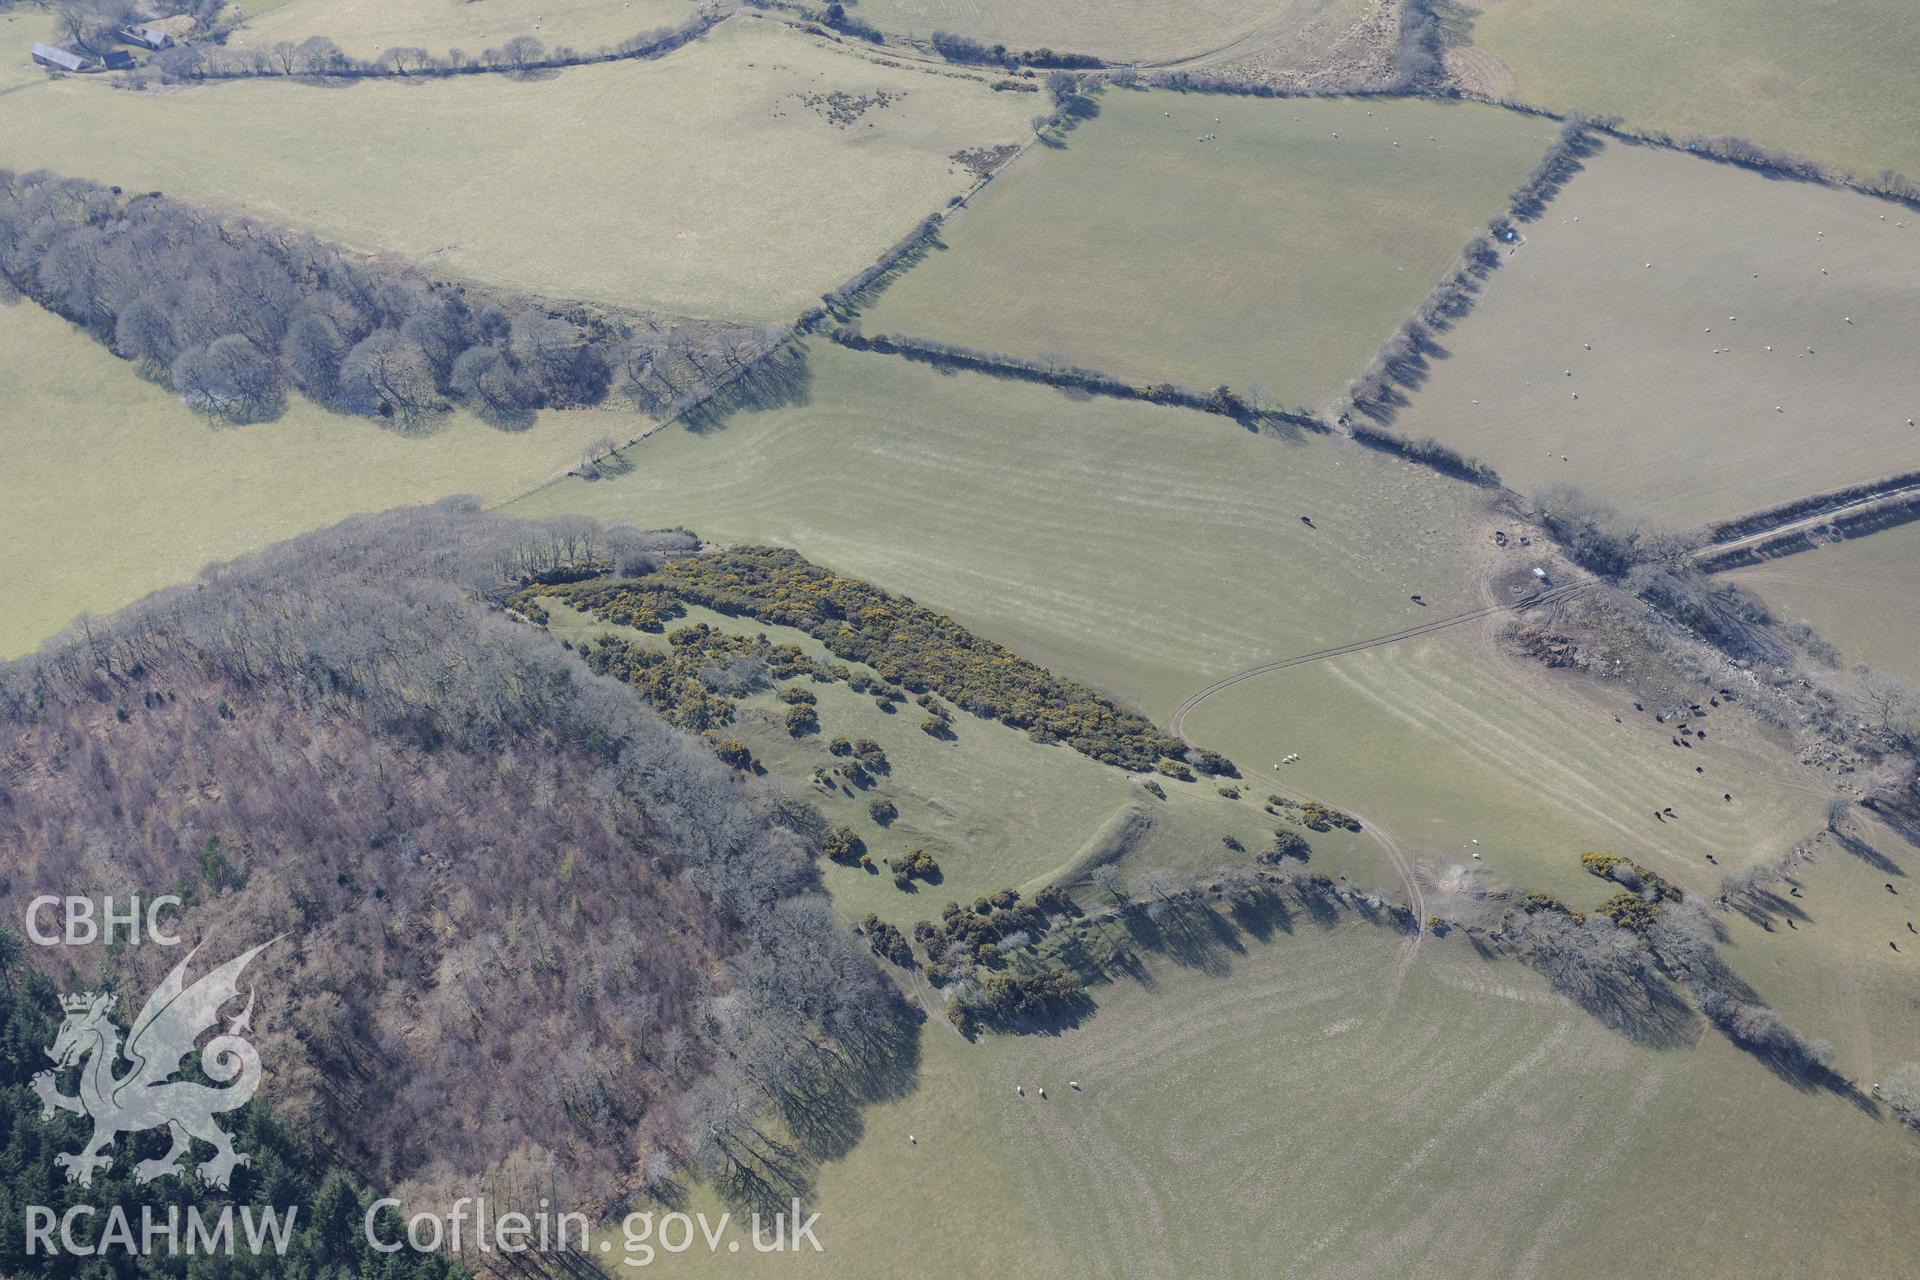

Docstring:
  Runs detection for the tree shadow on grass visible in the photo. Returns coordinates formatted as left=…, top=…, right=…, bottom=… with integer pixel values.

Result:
left=1859, top=795, right=1920, bottom=857
left=1119, top=896, right=1247, bottom=978
left=775, top=1003, right=924, bottom=1167
left=1078, top=875, right=1400, bottom=995
left=1833, top=826, right=1904, bottom=876
left=827, top=232, right=948, bottom=322
left=1033, top=87, right=1101, bottom=150
left=1725, top=885, right=1813, bottom=931
left=680, top=343, right=813, bottom=434
left=704, top=992, right=925, bottom=1220
left=1692, top=969, right=1883, bottom=1116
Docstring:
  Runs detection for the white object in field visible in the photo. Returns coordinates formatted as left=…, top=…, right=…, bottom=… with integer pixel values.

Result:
left=1533, top=567, right=1548, bottom=580
left=1471, top=852, right=1482, bottom=859
left=1070, top=1081, right=1081, bottom=1090
left=909, top=1134, right=917, bottom=1144
left=1038, top=1087, right=1046, bottom=1098
left=1016, top=1085, right=1024, bottom=1096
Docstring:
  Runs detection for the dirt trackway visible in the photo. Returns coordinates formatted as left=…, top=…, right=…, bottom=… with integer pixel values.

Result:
left=1166, top=582, right=1586, bottom=741
left=1165, top=580, right=1591, bottom=984
left=1694, top=478, right=1920, bottom=569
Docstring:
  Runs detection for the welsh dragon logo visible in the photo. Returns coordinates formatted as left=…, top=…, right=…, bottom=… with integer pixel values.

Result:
left=31, top=939, right=277, bottom=1190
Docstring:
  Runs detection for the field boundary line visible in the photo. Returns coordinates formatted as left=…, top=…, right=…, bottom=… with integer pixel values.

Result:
left=1166, top=582, right=1585, bottom=740
left=1694, top=475, right=1920, bottom=571
left=133, top=7, right=730, bottom=85
left=1163, top=581, right=1591, bottom=981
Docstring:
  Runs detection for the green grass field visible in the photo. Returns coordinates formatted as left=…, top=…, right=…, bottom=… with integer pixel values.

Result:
left=0, top=17, right=1030, bottom=322
left=1718, top=808, right=1920, bottom=1090
left=1464, top=0, right=1920, bottom=182
left=538, top=594, right=1389, bottom=931
left=226, top=0, right=704, bottom=59
left=509, top=341, right=1494, bottom=718
left=850, top=0, right=1371, bottom=65
left=611, top=914, right=1920, bottom=1278
left=1723, top=524, right=1920, bottom=685
left=510, top=342, right=1830, bottom=900
left=11, top=18, right=1916, bottom=1266
left=1391, top=139, right=1920, bottom=526
left=0, top=299, right=631, bottom=657
left=860, top=93, right=1558, bottom=406
left=1182, top=624, right=1832, bottom=901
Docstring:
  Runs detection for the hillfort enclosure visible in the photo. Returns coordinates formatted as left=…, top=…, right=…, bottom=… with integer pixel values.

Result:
left=4, top=1, right=1919, bottom=1277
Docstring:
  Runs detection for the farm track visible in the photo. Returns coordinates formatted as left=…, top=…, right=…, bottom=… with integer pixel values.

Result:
left=1166, top=581, right=1587, bottom=741
left=1694, top=477, right=1920, bottom=569
left=1158, top=593, right=1604, bottom=992
left=765, top=4, right=1368, bottom=80
left=1166, top=582, right=1600, bottom=986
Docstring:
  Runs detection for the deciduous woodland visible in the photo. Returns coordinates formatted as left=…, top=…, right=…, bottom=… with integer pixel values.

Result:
left=0, top=505, right=909, bottom=1216
left=0, top=170, right=780, bottom=429
left=6, top=0, right=1920, bottom=1270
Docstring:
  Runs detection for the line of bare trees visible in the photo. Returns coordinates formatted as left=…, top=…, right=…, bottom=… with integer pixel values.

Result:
left=1343, top=118, right=1597, bottom=436
left=1346, top=420, right=1501, bottom=486
left=1453, top=100, right=1920, bottom=213
left=829, top=325, right=1327, bottom=432
left=1703, top=470, right=1920, bottom=546
left=132, top=8, right=725, bottom=84
left=926, top=27, right=1104, bottom=70
left=0, top=168, right=781, bottom=428
left=1618, top=126, right=1920, bottom=210
left=1695, top=490, right=1920, bottom=573
left=1496, top=889, right=1846, bottom=1088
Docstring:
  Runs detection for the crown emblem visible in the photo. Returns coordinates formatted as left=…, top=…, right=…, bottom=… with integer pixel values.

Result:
left=62, top=992, right=99, bottom=1013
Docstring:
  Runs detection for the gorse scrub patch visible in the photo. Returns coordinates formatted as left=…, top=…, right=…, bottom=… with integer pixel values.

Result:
left=1581, top=852, right=1684, bottom=936
left=557, top=546, right=1200, bottom=771
left=569, top=623, right=840, bottom=735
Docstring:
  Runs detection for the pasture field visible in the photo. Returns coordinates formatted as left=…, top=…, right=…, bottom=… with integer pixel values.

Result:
left=612, top=917, right=1920, bottom=1278
left=0, top=17, right=1031, bottom=322
left=0, top=299, right=628, bottom=658
left=537, top=599, right=1386, bottom=928
left=860, top=93, right=1558, bottom=406
left=226, top=0, right=703, bottom=59
left=850, top=0, right=1372, bottom=66
left=509, top=341, right=1493, bottom=719
left=1391, top=140, right=1920, bottom=526
left=512, top=343, right=1829, bottom=898
left=1718, top=808, right=1920, bottom=1089
left=1462, top=0, right=1920, bottom=183
left=1723, top=524, right=1920, bottom=685
left=1, top=7, right=53, bottom=91
left=1182, top=624, right=1832, bottom=902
